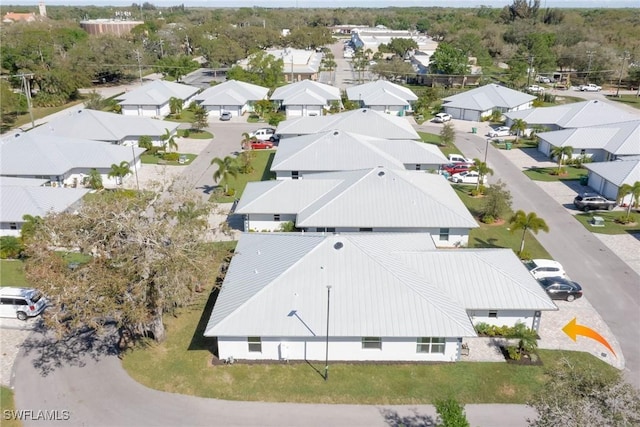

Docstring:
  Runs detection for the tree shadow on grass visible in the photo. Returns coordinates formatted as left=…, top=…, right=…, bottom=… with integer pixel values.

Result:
left=261, top=152, right=276, bottom=181
left=380, top=408, right=436, bottom=427
left=20, top=324, right=119, bottom=377
left=188, top=285, right=220, bottom=355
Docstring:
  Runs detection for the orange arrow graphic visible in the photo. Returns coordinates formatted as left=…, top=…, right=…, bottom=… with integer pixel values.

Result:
left=562, top=317, right=616, bottom=357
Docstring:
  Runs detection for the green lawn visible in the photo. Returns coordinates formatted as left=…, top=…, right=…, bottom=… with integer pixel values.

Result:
left=8, top=100, right=86, bottom=131
left=605, top=94, right=640, bottom=110
left=122, top=281, right=616, bottom=404
left=453, top=186, right=552, bottom=259
left=418, top=132, right=460, bottom=159
left=165, top=110, right=196, bottom=123
left=210, top=150, right=275, bottom=203
left=573, top=210, right=640, bottom=235
left=0, top=386, right=21, bottom=427
left=141, top=153, right=197, bottom=165
left=179, top=129, right=213, bottom=139
left=0, top=259, right=27, bottom=286
left=522, top=166, right=587, bottom=182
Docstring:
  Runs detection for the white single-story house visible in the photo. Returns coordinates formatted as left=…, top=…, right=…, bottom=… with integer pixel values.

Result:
left=276, top=108, right=420, bottom=140
left=29, top=109, right=180, bottom=147
left=346, top=80, right=418, bottom=116
left=0, top=177, right=89, bottom=237
left=441, top=84, right=536, bottom=122
left=270, top=80, right=341, bottom=118
left=505, top=100, right=640, bottom=133
left=536, top=120, right=640, bottom=161
left=235, top=167, right=478, bottom=247
left=116, top=80, right=200, bottom=118
left=0, top=132, right=145, bottom=188
left=583, top=158, right=640, bottom=205
left=204, top=232, right=557, bottom=362
left=270, top=130, right=448, bottom=180
left=193, top=80, right=269, bottom=118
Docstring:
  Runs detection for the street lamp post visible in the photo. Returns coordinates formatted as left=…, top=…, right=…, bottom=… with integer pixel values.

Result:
left=484, top=138, right=490, bottom=164
left=324, top=284, right=332, bottom=381
left=131, top=144, right=140, bottom=191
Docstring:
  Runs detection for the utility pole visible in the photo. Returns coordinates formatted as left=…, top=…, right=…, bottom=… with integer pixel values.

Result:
left=586, top=50, right=594, bottom=83
left=159, top=39, right=164, bottom=58
left=616, top=51, right=629, bottom=98
left=527, top=55, right=535, bottom=87
left=19, top=73, right=35, bottom=129
left=133, top=50, right=143, bottom=85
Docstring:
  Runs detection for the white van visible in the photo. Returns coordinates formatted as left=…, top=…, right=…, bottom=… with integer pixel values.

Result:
left=0, top=287, right=47, bottom=320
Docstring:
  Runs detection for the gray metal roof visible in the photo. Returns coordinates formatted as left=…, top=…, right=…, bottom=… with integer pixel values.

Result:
left=271, top=130, right=446, bottom=173
left=116, top=80, right=199, bottom=106
left=585, top=159, right=640, bottom=186
left=506, top=100, right=640, bottom=129
left=205, top=233, right=555, bottom=338
left=347, top=80, right=418, bottom=106
left=442, top=84, right=535, bottom=110
left=270, top=80, right=341, bottom=104
left=276, top=108, right=420, bottom=140
left=194, top=80, right=269, bottom=106
left=1, top=185, right=89, bottom=222
left=0, top=133, right=145, bottom=176
left=236, top=167, right=478, bottom=229
left=0, top=177, right=48, bottom=186
left=29, top=109, right=179, bottom=142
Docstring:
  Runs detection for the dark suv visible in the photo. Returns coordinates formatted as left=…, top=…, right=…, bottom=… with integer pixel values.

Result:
left=573, top=193, right=616, bottom=212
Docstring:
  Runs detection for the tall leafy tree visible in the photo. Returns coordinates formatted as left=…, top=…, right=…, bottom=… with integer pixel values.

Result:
left=434, top=397, right=470, bottom=427
left=211, top=156, right=239, bottom=194
left=23, top=187, right=219, bottom=342
left=429, top=43, right=470, bottom=75
left=383, top=38, right=418, bottom=59
left=550, top=145, right=573, bottom=175
left=439, top=122, right=456, bottom=147
left=508, top=210, right=549, bottom=255
left=192, top=106, right=208, bottom=131
left=617, top=181, right=640, bottom=222
left=20, top=215, right=43, bottom=244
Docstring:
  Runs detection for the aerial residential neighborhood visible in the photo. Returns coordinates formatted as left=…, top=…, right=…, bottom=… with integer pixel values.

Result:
left=1, top=2, right=639, bottom=426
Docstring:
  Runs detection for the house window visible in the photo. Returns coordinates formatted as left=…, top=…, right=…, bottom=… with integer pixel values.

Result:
left=291, top=171, right=299, bottom=180
left=488, top=311, right=498, bottom=318
left=580, top=149, right=586, bottom=155
left=327, top=228, right=335, bottom=232
left=273, top=214, right=281, bottom=221
left=439, top=228, right=450, bottom=241
left=359, top=228, right=373, bottom=232
left=415, top=164, right=421, bottom=171
left=248, top=337, right=262, bottom=352
left=417, top=337, right=446, bottom=354
left=9, top=223, right=17, bottom=230
left=362, top=337, right=382, bottom=349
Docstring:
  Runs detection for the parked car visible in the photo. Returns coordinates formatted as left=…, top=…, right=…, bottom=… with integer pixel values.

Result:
left=573, top=193, right=617, bottom=212
left=448, top=154, right=474, bottom=164
left=448, top=171, right=486, bottom=185
left=488, top=126, right=512, bottom=137
left=538, top=277, right=583, bottom=302
left=0, top=287, right=47, bottom=320
left=523, top=259, right=566, bottom=280
left=527, top=85, right=545, bottom=94
left=219, top=111, right=232, bottom=121
left=250, top=127, right=279, bottom=142
left=249, top=140, right=275, bottom=150
left=433, top=113, right=452, bottom=123
left=443, top=163, right=473, bottom=175
left=536, top=75, right=551, bottom=83
left=579, top=83, right=601, bottom=92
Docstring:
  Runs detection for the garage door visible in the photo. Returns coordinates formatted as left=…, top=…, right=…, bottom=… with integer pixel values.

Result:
left=207, top=106, right=222, bottom=116
left=463, top=109, right=479, bottom=121
left=602, top=180, right=618, bottom=201
left=287, top=105, right=303, bottom=117
left=223, top=106, right=240, bottom=116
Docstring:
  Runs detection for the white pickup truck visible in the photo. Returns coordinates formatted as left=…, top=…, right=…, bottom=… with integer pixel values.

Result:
left=527, top=85, right=545, bottom=94
left=579, top=83, right=602, bottom=92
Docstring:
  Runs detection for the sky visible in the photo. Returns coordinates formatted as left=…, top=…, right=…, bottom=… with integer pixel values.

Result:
left=4, top=0, right=639, bottom=7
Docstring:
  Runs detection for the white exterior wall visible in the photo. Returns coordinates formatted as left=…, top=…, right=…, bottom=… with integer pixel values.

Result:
left=218, top=336, right=461, bottom=362
left=538, top=140, right=552, bottom=157
left=469, top=310, right=539, bottom=330
left=245, top=214, right=297, bottom=232
left=0, top=223, right=22, bottom=237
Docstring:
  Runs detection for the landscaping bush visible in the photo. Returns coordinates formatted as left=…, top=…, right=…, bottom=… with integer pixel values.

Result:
left=162, top=152, right=179, bottom=161
left=183, top=129, right=190, bottom=138
left=507, top=345, right=521, bottom=361
left=225, top=188, right=236, bottom=197
left=517, top=250, right=532, bottom=260
left=616, top=214, right=637, bottom=225
left=0, top=236, right=23, bottom=259
left=481, top=215, right=495, bottom=224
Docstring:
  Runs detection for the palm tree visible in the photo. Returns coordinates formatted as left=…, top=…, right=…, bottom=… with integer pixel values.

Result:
left=470, top=158, right=494, bottom=192
left=87, top=168, right=103, bottom=189
left=169, top=97, right=183, bottom=116
left=509, top=118, right=527, bottom=144
left=108, top=161, right=131, bottom=185
left=507, top=321, right=538, bottom=360
left=617, top=181, right=640, bottom=222
left=138, top=135, right=153, bottom=151
left=20, top=214, right=42, bottom=243
left=550, top=145, right=573, bottom=175
left=211, top=156, right=239, bottom=194
left=508, top=210, right=549, bottom=255
left=161, top=128, right=178, bottom=153
left=240, top=132, right=256, bottom=150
